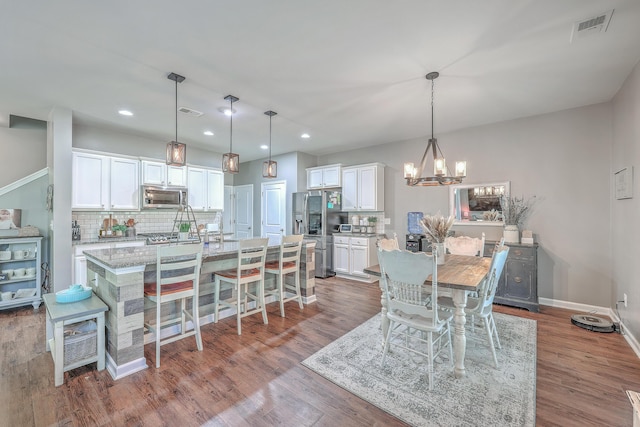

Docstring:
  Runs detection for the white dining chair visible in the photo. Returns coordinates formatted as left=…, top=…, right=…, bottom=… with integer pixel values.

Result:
left=264, top=234, right=304, bottom=317
left=378, top=249, right=453, bottom=391
left=445, top=232, right=485, bottom=257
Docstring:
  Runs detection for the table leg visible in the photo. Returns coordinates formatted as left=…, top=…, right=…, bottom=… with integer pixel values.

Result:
left=53, top=320, right=64, bottom=387
left=451, top=289, right=468, bottom=379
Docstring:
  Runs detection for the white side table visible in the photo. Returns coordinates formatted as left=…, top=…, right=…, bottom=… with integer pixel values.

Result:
left=42, top=293, right=108, bottom=386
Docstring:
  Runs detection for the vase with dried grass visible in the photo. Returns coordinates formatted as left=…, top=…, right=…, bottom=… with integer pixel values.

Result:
left=419, top=214, right=454, bottom=265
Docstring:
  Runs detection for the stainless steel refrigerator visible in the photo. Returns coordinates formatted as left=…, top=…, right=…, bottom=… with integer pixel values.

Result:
left=292, top=190, right=346, bottom=278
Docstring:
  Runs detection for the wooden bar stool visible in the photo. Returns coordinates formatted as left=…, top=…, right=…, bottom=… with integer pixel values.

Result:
left=264, top=234, right=304, bottom=317
left=214, top=238, right=269, bottom=335
left=143, top=243, right=204, bottom=368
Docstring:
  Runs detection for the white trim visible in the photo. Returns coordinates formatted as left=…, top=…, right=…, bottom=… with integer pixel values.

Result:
left=84, top=257, right=146, bottom=275
left=0, top=167, right=48, bottom=197
left=106, top=352, right=147, bottom=380
left=540, top=297, right=640, bottom=359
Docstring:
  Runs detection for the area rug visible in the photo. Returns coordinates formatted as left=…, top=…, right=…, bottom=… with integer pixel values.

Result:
left=302, top=312, right=536, bottom=426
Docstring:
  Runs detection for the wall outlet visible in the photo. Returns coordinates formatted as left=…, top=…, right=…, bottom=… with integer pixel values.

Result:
left=624, top=293, right=628, bottom=307
left=384, top=218, right=391, bottom=225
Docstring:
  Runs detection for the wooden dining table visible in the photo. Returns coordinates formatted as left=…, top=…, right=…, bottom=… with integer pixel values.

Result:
left=364, top=254, right=491, bottom=379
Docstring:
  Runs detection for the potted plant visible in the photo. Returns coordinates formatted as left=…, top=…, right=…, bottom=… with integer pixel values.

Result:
left=499, top=195, right=536, bottom=243
left=367, top=216, right=378, bottom=233
left=112, top=224, right=127, bottom=237
left=419, top=214, right=454, bottom=264
left=178, top=223, right=190, bottom=241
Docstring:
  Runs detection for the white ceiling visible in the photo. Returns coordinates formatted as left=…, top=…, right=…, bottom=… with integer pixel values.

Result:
left=2, top=1, right=639, bottom=162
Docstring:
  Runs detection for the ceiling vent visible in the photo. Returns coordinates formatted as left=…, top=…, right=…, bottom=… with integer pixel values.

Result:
left=570, top=9, right=614, bottom=43
left=178, top=106, right=203, bottom=117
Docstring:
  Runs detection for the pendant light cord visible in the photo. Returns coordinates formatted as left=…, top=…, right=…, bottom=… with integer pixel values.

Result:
left=431, top=78, right=434, bottom=141
left=175, top=79, right=178, bottom=142
left=229, top=99, right=233, bottom=153
left=269, top=114, right=272, bottom=161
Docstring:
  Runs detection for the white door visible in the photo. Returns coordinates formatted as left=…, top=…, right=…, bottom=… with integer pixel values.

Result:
left=222, top=185, right=235, bottom=235
left=261, top=181, right=286, bottom=241
left=235, top=184, right=253, bottom=239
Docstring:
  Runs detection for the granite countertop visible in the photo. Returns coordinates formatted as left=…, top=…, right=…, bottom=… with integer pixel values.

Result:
left=83, top=238, right=316, bottom=270
left=73, top=236, right=147, bottom=246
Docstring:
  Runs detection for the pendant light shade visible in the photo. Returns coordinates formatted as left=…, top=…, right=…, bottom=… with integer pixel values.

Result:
left=166, top=72, right=186, bottom=166
left=222, top=95, right=240, bottom=174
left=404, top=72, right=466, bottom=186
left=263, top=110, right=277, bottom=178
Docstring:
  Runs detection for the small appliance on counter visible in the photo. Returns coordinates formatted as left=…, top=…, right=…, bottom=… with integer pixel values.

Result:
left=72, top=220, right=81, bottom=241
left=406, top=233, right=428, bottom=252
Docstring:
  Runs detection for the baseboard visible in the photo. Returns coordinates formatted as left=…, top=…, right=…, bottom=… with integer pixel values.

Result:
left=106, top=353, right=147, bottom=380
left=539, top=297, right=640, bottom=359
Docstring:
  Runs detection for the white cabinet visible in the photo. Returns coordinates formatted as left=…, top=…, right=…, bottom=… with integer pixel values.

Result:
left=0, top=237, right=43, bottom=310
left=333, top=235, right=377, bottom=282
left=306, top=164, right=342, bottom=189
left=72, top=152, right=139, bottom=211
left=341, top=163, right=385, bottom=211
left=141, top=160, right=186, bottom=187
left=187, top=167, right=224, bottom=211
left=73, top=240, right=145, bottom=287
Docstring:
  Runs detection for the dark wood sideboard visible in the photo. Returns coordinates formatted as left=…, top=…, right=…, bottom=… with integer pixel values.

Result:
left=484, top=241, right=539, bottom=312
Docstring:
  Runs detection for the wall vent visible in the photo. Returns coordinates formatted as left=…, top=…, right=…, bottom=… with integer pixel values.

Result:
left=571, top=9, right=614, bottom=43
left=178, top=106, right=203, bottom=117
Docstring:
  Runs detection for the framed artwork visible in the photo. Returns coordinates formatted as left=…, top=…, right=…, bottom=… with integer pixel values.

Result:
left=615, top=166, right=633, bottom=200
left=0, top=208, right=21, bottom=229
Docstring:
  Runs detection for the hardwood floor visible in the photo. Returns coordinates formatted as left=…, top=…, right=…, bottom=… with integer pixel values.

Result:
left=1, top=276, right=639, bottom=426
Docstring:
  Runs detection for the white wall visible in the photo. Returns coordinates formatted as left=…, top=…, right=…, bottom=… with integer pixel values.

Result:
left=612, top=59, right=640, bottom=340
left=0, top=127, right=46, bottom=188
left=324, top=102, right=613, bottom=307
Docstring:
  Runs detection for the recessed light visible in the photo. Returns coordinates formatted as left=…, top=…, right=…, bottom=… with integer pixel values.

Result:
left=301, top=133, right=310, bottom=139
left=260, top=145, right=268, bottom=150
left=203, top=131, right=214, bottom=136
left=118, top=110, right=133, bottom=116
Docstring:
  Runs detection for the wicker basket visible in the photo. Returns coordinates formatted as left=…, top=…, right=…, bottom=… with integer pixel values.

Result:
left=64, top=321, right=97, bottom=365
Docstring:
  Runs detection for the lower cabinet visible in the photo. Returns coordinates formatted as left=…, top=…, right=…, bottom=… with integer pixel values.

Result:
left=73, top=240, right=145, bottom=286
left=487, top=242, right=539, bottom=312
left=334, top=235, right=377, bottom=283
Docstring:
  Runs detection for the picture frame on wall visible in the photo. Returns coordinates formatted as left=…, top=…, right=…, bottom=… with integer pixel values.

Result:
left=614, top=166, right=633, bottom=200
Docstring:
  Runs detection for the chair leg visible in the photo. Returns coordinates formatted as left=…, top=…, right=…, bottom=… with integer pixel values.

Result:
left=278, top=273, right=285, bottom=317
left=155, top=299, right=161, bottom=368
left=381, top=319, right=394, bottom=366
left=237, top=282, right=243, bottom=335
left=260, top=277, right=269, bottom=325
left=191, top=296, right=203, bottom=351
left=427, top=331, right=435, bottom=391
left=488, top=313, right=502, bottom=349
left=295, top=269, right=304, bottom=310
left=483, top=316, right=499, bottom=368
left=181, top=298, right=186, bottom=335
left=446, top=322, right=453, bottom=367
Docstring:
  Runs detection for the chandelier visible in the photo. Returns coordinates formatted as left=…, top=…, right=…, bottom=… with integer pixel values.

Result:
left=222, top=95, right=240, bottom=174
left=404, top=72, right=466, bottom=186
left=166, top=72, right=186, bottom=166
left=263, top=110, right=277, bottom=178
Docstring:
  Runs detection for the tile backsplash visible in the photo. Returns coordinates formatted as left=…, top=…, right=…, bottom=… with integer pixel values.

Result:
left=72, top=210, right=221, bottom=240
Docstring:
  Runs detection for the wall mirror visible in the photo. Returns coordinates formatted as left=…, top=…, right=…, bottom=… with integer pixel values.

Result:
left=449, top=181, right=510, bottom=226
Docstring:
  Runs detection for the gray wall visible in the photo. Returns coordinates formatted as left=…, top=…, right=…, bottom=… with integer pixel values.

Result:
left=612, top=59, right=640, bottom=341
left=0, top=127, right=46, bottom=188
left=323, top=102, right=613, bottom=309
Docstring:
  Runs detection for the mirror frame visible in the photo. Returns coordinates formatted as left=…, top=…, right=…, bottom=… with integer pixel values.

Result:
left=449, top=181, right=511, bottom=226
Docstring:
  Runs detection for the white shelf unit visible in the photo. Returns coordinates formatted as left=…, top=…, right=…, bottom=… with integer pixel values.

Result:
left=0, top=237, right=43, bottom=310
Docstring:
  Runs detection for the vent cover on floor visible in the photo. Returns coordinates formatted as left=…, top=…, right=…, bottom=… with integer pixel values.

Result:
left=571, top=314, right=615, bottom=333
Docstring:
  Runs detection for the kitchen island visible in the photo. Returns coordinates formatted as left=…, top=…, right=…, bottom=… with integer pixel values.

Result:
left=83, top=238, right=316, bottom=380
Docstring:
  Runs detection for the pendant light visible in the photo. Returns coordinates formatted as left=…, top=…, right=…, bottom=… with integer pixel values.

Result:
left=403, top=72, right=466, bottom=186
left=222, top=94, right=240, bottom=174
left=263, top=110, right=277, bottom=178
left=166, top=72, right=187, bottom=166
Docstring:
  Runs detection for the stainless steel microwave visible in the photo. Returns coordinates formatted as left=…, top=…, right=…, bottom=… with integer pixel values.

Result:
left=142, top=185, right=187, bottom=209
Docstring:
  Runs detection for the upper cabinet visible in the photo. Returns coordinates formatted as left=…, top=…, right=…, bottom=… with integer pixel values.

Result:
left=306, top=164, right=342, bottom=189
left=187, top=166, right=223, bottom=211
left=141, top=160, right=186, bottom=187
left=72, top=151, right=139, bottom=210
left=342, top=163, right=385, bottom=211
